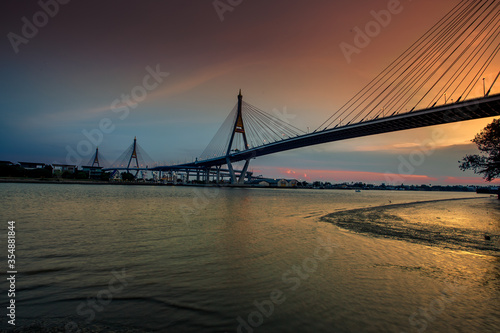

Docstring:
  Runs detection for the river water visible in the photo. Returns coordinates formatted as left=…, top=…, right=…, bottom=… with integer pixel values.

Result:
left=0, top=183, right=499, bottom=332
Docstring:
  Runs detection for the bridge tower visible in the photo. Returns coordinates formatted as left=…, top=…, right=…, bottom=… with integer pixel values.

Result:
left=127, top=136, right=140, bottom=176
left=226, top=90, right=251, bottom=184
left=91, top=147, right=100, bottom=167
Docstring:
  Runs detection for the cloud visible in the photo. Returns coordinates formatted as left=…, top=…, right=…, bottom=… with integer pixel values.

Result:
left=440, top=176, right=500, bottom=185
left=253, top=165, right=440, bottom=184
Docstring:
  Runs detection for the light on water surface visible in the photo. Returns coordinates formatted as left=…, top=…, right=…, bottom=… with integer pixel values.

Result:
left=0, top=183, right=499, bottom=332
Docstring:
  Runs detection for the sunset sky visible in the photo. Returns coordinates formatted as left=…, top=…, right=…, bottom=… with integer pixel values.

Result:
left=1, top=0, right=499, bottom=185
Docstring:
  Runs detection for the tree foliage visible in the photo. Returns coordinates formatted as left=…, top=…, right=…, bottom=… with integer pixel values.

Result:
left=100, top=172, right=111, bottom=181
left=121, top=172, right=135, bottom=181
left=0, top=164, right=53, bottom=178
left=459, top=119, right=500, bottom=181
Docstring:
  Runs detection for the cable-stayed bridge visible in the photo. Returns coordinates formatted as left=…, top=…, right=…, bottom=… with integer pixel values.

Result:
left=107, top=0, right=500, bottom=183
left=148, top=91, right=500, bottom=184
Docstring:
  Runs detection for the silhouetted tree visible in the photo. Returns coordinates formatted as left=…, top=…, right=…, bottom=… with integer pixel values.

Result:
left=61, top=171, right=74, bottom=179
left=121, top=172, right=135, bottom=181
left=75, top=171, right=89, bottom=179
left=0, top=164, right=24, bottom=177
left=26, top=165, right=53, bottom=178
left=459, top=119, right=500, bottom=197
left=100, top=172, right=111, bottom=181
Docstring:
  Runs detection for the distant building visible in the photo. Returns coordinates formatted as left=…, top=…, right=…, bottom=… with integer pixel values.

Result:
left=110, top=170, right=121, bottom=181
left=278, top=179, right=298, bottom=187
left=277, top=179, right=288, bottom=187
left=52, top=164, right=77, bottom=174
left=81, top=165, right=103, bottom=178
left=18, top=162, right=46, bottom=169
left=248, top=178, right=298, bottom=187
left=248, top=178, right=275, bottom=186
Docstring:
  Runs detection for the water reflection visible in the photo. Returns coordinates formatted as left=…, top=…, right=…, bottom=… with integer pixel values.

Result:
left=0, top=183, right=498, bottom=332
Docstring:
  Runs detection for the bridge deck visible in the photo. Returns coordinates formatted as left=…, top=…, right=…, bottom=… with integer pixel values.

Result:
left=153, top=94, right=500, bottom=171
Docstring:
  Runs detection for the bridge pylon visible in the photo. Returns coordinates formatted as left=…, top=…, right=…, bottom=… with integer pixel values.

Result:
left=127, top=137, right=140, bottom=177
left=225, top=90, right=251, bottom=184
left=91, top=147, right=100, bottom=167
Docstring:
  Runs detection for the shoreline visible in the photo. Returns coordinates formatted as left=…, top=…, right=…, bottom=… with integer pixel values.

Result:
left=0, top=178, right=498, bottom=195
left=0, top=178, right=244, bottom=188
left=320, top=196, right=500, bottom=256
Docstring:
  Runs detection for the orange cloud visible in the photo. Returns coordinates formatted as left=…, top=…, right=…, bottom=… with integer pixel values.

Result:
left=440, top=176, right=500, bottom=185
left=252, top=165, right=497, bottom=186
left=254, top=166, right=435, bottom=184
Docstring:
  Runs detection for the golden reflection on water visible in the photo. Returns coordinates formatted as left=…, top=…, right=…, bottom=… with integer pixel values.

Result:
left=1, top=183, right=499, bottom=332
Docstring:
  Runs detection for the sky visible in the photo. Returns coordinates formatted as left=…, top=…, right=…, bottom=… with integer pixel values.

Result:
left=1, top=0, right=499, bottom=185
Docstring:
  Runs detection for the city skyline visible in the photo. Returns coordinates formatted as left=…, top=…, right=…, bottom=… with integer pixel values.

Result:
left=1, top=0, right=499, bottom=185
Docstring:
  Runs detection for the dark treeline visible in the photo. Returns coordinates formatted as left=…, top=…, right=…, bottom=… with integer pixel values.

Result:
left=0, top=164, right=109, bottom=180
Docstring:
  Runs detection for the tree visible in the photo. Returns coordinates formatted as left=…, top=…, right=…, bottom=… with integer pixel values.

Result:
left=459, top=119, right=500, bottom=186
left=100, top=172, right=111, bottom=181
left=121, top=172, right=135, bottom=181
left=75, top=171, right=89, bottom=179
left=0, top=164, right=24, bottom=177
left=26, top=165, right=53, bottom=179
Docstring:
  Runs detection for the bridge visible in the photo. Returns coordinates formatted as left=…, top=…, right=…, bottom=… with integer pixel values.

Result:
left=106, top=0, right=500, bottom=183
left=148, top=91, right=500, bottom=184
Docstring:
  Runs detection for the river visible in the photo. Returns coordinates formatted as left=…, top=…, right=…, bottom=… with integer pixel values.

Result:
left=0, top=183, right=499, bottom=332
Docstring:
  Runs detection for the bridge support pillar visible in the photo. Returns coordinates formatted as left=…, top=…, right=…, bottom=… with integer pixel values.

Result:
left=238, top=159, right=251, bottom=184
left=226, top=157, right=251, bottom=184
left=226, top=157, right=235, bottom=184
left=216, top=166, right=221, bottom=184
